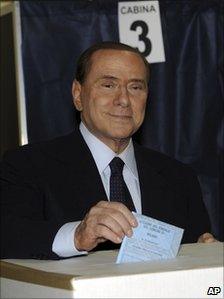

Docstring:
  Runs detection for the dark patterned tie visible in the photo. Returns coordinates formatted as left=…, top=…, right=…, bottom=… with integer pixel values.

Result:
left=109, top=157, right=136, bottom=211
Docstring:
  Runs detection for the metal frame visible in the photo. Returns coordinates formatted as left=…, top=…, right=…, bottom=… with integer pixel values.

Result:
left=12, top=1, right=28, bottom=145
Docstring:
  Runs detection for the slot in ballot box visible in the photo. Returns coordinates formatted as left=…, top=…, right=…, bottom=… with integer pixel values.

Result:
left=0, top=242, right=223, bottom=298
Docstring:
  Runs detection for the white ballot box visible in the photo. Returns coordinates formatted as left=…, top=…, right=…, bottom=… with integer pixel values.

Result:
left=0, top=242, right=223, bottom=298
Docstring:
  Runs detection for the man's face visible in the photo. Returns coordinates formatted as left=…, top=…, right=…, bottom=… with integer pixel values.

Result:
left=72, top=49, right=148, bottom=146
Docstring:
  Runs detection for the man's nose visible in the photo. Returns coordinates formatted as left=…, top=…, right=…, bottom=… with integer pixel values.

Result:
left=115, top=87, right=130, bottom=107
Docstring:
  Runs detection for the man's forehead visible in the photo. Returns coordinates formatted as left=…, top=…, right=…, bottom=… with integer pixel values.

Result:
left=89, top=49, right=147, bottom=75
left=86, top=48, right=149, bottom=82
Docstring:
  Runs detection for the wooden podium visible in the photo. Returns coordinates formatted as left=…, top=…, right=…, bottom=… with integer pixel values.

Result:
left=1, top=242, right=223, bottom=298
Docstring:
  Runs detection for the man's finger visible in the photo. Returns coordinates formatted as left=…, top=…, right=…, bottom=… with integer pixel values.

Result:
left=96, top=224, right=123, bottom=244
left=97, top=201, right=138, bottom=227
left=197, top=232, right=217, bottom=243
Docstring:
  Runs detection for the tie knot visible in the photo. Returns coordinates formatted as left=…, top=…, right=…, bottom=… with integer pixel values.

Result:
left=109, top=157, right=124, bottom=175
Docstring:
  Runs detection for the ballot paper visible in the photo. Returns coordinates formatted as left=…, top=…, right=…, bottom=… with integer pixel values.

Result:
left=116, top=213, right=184, bottom=263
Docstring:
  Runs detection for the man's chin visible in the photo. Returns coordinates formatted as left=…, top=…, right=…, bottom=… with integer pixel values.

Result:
left=109, top=129, right=134, bottom=140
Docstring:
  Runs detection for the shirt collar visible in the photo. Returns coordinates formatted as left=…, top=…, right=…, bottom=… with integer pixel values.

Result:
left=79, top=122, right=138, bottom=179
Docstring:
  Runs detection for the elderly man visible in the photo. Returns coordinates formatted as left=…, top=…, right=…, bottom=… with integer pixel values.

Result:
left=0, top=42, right=215, bottom=259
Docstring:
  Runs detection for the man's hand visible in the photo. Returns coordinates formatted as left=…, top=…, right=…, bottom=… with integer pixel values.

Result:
left=74, top=201, right=138, bottom=251
left=197, top=232, right=217, bottom=243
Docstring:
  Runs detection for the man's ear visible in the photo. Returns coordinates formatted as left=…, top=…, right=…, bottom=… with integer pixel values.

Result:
left=72, top=80, right=83, bottom=111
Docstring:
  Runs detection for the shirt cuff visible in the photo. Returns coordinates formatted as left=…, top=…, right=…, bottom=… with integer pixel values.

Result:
left=52, top=221, right=87, bottom=257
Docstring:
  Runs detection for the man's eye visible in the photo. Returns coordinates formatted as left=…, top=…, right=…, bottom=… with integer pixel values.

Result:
left=103, top=84, right=114, bottom=88
left=130, top=85, right=143, bottom=90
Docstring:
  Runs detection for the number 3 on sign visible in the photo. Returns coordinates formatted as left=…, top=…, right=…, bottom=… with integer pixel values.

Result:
left=130, top=20, right=152, bottom=57
left=118, top=1, right=165, bottom=63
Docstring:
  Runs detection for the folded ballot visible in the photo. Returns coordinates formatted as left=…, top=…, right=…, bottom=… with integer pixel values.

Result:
left=116, top=212, right=184, bottom=264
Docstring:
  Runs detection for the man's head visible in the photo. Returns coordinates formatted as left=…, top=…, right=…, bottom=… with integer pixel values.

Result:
left=72, top=41, right=149, bottom=152
left=75, top=42, right=149, bottom=84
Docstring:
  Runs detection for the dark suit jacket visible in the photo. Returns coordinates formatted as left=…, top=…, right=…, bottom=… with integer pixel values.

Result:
left=0, top=128, right=210, bottom=259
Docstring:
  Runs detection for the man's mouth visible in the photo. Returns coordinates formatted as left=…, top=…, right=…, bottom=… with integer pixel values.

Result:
left=109, top=114, right=132, bottom=118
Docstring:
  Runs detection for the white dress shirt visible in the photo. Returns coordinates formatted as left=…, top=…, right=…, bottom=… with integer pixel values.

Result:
left=52, top=122, right=142, bottom=257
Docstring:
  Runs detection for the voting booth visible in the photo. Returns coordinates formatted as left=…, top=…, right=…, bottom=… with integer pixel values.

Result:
left=2, top=0, right=222, bottom=243
left=1, top=243, right=223, bottom=298
left=1, top=2, right=223, bottom=298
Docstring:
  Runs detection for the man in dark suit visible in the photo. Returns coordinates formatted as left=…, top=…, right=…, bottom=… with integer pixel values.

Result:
left=0, top=42, right=215, bottom=260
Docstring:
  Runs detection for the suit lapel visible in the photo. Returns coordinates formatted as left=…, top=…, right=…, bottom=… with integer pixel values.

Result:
left=43, top=127, right=107, bottom=208
left=134, top=143, right=171, bottom=217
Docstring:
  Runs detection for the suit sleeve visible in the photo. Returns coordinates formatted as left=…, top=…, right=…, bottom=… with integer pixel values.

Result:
left=0, top=149, right=63, bottom=259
